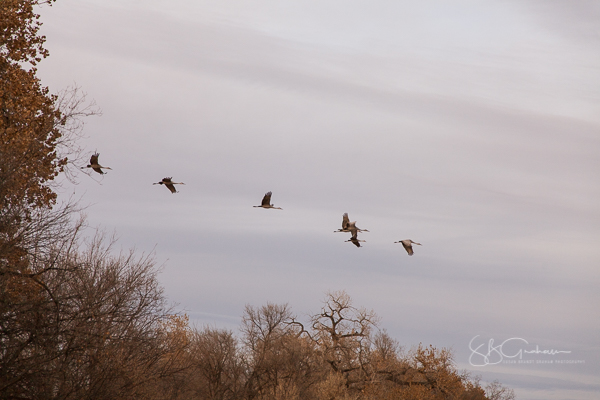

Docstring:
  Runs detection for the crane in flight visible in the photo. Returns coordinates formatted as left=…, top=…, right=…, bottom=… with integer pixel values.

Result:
left=81, top=153, right=112, bottom=175
left=154, top=177, right=185, bottom=194
left=253, top=191, right=282, bottom=209
left=345, top=233, right=365, bottom=248
left=395, top=239, right=422, bottom=256
left=334, top=213, right=369, bottom=236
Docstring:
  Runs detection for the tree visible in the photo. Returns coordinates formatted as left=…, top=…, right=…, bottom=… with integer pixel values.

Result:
left=1, top=0, right=97, bottom=268
left=184, top=327, right=245, bottom=400
left=241, top=303, right=321, bottom=400
left=1, top=5, right=186, bottom=398
left=1, top=0, right=63, bottom=210
left=1, top=228, right=191, bottom=400
left=310, top=290, right=379, bottom=391
left=484, top=380, right=515, bottom=400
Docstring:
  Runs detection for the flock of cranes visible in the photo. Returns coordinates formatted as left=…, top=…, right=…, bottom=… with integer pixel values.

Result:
left=82, top=153, right=422, bottom=256
left=332, top=210, right=422, bottom=255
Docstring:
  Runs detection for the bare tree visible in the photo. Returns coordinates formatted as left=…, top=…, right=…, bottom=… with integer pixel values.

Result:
left=0, top=226, right=189, bottom=400
left=484, top=380, right=516, bottom=400
left=241, top=303, right=321, bottom=400
left=310, top=290, right=380, bottom=391
left=52, top=84, right=102, bottom=184
left=183, top=327, right=244, bottom=400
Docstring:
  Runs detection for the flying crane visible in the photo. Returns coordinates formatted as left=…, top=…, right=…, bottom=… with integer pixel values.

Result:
left=253, top=191, right=282, bottom=209
left=154, top=177, right=185, bottom=194
left=395, top=239, right=422, bottom=256
left=82, top=153, right=112, bottom=175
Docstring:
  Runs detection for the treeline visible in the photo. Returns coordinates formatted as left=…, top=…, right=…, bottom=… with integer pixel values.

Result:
left=1, top=1, right=514, bottom=399
left=2, top=221, right=515, bottom=400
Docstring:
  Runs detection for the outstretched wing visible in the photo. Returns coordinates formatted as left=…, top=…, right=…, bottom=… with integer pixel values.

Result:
left=261, top=191, right=272, bottom=206
left=401, top=241, right=414, bottom=255
left=90, top=153, right=99, bottom=164
left=92, top=166, right=104, bottom=175
left=347, top=232, right=362, bottom=247
left=342, top=213, right=349, bottom=230
left=163, top=177, right=173, bottom=183
left=165, top=183, right=177, bottom=193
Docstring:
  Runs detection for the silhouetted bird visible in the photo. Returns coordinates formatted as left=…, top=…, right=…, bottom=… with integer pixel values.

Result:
left=395, top=239, right=422, bottom=256
left=82, top=153, right=112, bottom=174
left=153, top=177, right=185, bottom=194
left=334, top=213, right=351, bottom=233
left=346, top=233, right=365, bottom=248
left=334, top=213, right=369, bottom=236
left=253, top=191, right=282, bottom=209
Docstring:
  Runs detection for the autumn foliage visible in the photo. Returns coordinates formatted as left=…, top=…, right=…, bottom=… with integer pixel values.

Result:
left=0, top=2, right=515, bottom=399
left=1, top=0, right=63, bottom=209
left=160, top=292, right=514, bottom=400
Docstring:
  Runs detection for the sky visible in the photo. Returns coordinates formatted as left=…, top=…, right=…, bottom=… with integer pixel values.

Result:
left=36, top=1, right=599, bottom=399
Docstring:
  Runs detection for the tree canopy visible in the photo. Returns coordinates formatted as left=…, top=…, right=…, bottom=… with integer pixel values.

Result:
left=1, top=0, right=62, bottom=210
